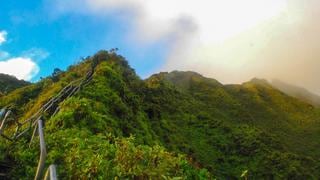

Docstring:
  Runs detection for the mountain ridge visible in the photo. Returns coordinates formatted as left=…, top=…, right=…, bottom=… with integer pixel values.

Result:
left=1, top=51, right=320, bottom=179
left=271, top=79, right=320, bottom=107
left=0, top=73, right=30, bottom=96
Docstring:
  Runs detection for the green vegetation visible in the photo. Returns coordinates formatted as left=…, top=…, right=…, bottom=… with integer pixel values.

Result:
left=272, top=79, right=320, bottom=107
left=0, top=73, right=30, bottom=96
left=1, top=50, right=320, bottom=179
left=9, top=131, right=209, bottom=179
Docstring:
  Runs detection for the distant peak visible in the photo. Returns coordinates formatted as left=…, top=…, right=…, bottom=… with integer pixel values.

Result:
left=146, top=70, right=223, bottom=90
left=248, top=78, right=270, bottom=85
left=271, top=79, right=320, bottom=107
left=169, top=70, right=203, bottom=76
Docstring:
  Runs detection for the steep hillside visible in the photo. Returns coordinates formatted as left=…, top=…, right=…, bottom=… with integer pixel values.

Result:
left=146, top=72, right=320, bottom=178
left=1, top=51, right=320, bottom=179
left=0, top=73, right=30, bottom=95
left=0, top=51, right=210, bottom=179
left=272, top=79, right=320, bottom=107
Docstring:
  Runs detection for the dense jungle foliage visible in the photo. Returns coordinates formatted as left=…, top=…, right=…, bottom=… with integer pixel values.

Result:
left=1, top=50, right=320, bottom=179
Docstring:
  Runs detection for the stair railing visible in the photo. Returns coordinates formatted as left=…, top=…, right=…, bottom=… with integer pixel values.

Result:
left=0, top=110, right=13, bottom=141
left=0, top=69, right=94, bottom=141
left=34, top=119, right=47, bottom=180
left=1, top=58, right=100, bottom=179
left=44, top=165, right=57, bottom=180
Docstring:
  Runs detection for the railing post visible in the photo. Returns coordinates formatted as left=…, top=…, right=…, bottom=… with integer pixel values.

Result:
left=44, top=164, right=57, bottom=180
left=29, top=122, right=38, bottom=148
left=0, top=108, right=5, bottom=118
left=34, top=120, right=47, bottom=180
left=0, top=110, right=11, bottom=134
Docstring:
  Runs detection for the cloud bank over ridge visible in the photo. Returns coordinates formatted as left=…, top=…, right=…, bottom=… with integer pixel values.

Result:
left=49, top=0, right=320, bottom=94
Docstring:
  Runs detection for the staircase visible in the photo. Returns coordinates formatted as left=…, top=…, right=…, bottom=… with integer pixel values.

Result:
left=0, top=56, right=101, bottom=179
left=0, top=161, right=12, bottom=179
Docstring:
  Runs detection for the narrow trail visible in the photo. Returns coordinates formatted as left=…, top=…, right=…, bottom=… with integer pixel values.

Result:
left=0, top=58, right=99, bottom=179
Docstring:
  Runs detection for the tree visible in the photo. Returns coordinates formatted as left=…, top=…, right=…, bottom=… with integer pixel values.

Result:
left=51, top=68, right=63, bottom=82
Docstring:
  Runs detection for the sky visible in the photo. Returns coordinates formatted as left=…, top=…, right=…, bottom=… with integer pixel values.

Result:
left=0, top=0, right=320, bottom=94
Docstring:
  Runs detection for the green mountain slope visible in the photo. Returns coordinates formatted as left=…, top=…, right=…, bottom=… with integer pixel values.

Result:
left=272, top=79, right=320, bottom=107
left=0, top=51, right=210, bottom=179
left=0, top=73, right=30, bottom=96
left=145, top=72, right=320, bottom=178
left=1, top=51, right=320, bottom=179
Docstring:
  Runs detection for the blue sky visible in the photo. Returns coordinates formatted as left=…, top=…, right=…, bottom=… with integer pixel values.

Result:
left=0, top=0, right=168, bottom=81
left=1, top=0, right=320, bottom=94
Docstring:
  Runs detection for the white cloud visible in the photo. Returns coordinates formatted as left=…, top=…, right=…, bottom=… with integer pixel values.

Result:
left=49, top=0, right=288, bottom=65
left=49, top=0, right=320, bottom=94
left=52, top=0, right=286, bottom=43
left=0, top=57, right=40, bottom=80
left=0, top=30, right=44, bottom=81
left=22, top=48, right=50, bottom=62
left=0, top=31, right=7, bottom=45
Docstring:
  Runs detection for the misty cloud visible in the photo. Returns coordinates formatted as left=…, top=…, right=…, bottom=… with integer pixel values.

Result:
left=48, top=0, right=320, bottom=94
left=21, top=48, right=50, bottom=62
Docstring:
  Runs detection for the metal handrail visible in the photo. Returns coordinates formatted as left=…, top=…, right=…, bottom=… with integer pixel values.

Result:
left=0, top=108, right=6, bottom=118
left=1, top=58, right=99, bottom=179
left=34, top=120, right=47, bottom=180
left=1, top=57, right=99, bottom=141
left=44, top=165, right=57, bottom=180
left=0, top=110, right=11, bottom=133
left=33, top=120, right=58, bottom=180
left=0, top=110, right=13, bottom=141
left=3, top=79, right=89, bottom=140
